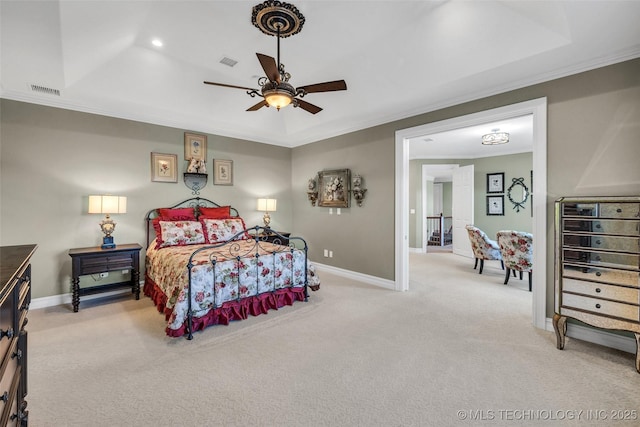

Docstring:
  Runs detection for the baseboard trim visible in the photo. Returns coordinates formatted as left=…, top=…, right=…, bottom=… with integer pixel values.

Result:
left=312, top=262, right=395, bottom=290
left=545, top=317, right=636, bottom=354
left=31, top=288, right=135, bottom=310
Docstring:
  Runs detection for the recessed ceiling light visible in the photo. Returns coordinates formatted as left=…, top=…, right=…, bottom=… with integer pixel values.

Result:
left=152, top=39, right=163, bottom=47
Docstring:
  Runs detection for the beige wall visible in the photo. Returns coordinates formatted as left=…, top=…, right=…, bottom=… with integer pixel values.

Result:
left=293, top=58, right=640, bottom=315
left=2, top=57, right=640, bottom=316
left=0, top=100, right=292, bottom=298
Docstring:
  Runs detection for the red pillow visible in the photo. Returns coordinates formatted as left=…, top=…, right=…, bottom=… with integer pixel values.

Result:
left=158, top=207, right=196, bottom=220
left=198, top=206, right=231, bottom=219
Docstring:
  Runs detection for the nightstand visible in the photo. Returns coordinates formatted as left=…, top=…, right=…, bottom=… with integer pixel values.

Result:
left=68, top=243, right=142, bottom=312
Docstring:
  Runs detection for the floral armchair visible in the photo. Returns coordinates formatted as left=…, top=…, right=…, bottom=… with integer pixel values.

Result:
left=496, top=230, right=533, bottom=291
left=465, top=225, right=503, bottom=274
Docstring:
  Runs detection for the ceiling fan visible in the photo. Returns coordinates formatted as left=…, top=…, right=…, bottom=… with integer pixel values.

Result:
left=203, top=1, right=347, bottom=114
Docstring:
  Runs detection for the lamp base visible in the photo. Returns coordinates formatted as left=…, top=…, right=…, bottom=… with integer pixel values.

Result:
left=101, top=236, right=115, bottom=249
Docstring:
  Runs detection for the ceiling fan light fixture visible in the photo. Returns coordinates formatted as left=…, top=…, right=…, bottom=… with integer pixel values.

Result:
left=264, top=90, right=293, bottom=110
left=262, top=81, right=295, bottom=110
left=482, top=129, right=509, bottom=145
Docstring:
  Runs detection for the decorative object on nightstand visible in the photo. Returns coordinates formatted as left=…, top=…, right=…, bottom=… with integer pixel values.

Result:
left=351, top=174, right=367, bottom=207
left=307, top=177, right=318, bottom=206
left=257, top=198, right=277, bottom=228
left=88, top=195, right=127, bottom=249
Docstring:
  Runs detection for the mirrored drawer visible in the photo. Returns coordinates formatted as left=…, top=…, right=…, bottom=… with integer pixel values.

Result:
left=563, top=219, right=640, bottom=236
left=562, top=292, right=639, bottom=322
left=599, top=203, right=640, bottom=219
left=563, top=233, right=640, bottom=254
left=563, top=263, right=639, bottom=287
left=563, top=249, right=639, bottom=270
left=563, top=278, right=639, bottom=304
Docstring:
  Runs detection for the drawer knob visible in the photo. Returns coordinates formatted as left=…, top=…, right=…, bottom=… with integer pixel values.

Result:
left=595, top=288, right=602, bottom=293
left=596, top=223, right=602, bottom=229
left=595, top=256, right=602, bottom=261
left=595, top=303, right=601, bottom=309
left=0, top=391, right=7, bottom=402
left=595, top=271, right=602, bottom=277
left=595, top=240, right=601, bottom=244
left=0, top=328, right=14, bottom=340
left=617, top=208, right=622, bottom=213
left=11, top=349, right=22, bottom=360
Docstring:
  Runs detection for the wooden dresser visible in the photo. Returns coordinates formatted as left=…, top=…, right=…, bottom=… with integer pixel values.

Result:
left=0, top=244, right=36, bottom=426
left=553, top=197, right=640, bottom=372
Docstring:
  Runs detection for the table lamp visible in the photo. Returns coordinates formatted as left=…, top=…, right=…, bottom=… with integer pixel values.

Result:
left=256, top=198, right=277, bottom=228
left=88, top=195, right=127, bottom=249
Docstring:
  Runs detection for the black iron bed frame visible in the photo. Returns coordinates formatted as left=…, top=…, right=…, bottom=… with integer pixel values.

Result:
left=144, top=197, right=309, bottom=339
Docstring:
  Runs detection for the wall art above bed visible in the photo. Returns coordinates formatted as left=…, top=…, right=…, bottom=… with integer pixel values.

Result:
left=151, top=152, right=178, bottom=183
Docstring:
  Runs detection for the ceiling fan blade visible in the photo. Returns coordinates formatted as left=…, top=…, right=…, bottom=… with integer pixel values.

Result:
left=297, top=80, right=347, bottom=94
left=296, top=99, right=323, bottom=114
left=256, top=53, right=280, bottom=84
left=247, top=100, right=268, bottom=111
left=204, top=81, right=258, bottom=92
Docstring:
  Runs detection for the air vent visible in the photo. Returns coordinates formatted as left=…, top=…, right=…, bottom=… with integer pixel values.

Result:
left=30, top=84, right=60, bottom=96
left=219, top=57, right=238, bottom=67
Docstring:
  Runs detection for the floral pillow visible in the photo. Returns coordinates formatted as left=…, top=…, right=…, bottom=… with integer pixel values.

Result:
left=156, top=220, right=205, bottom=249
left=201, top=218, right=249, bottom=243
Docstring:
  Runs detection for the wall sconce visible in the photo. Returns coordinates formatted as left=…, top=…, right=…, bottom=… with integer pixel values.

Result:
left=307, top=177, right=318, bottom=206
left=88, top=195, right=127, bottom=248
left=351, top=174, right=367, bottom=207
left=257, top=198, right=277, bottom=228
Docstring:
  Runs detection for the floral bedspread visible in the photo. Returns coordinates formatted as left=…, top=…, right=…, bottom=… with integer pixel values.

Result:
left=145, top=239, right=309, bottom=333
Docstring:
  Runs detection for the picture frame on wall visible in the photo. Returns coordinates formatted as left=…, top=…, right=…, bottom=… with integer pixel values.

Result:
left=487, top=195, right=505, bottom=216
left=318, top=168, right=351, bottom=208
left=184, top=132, right=207, bottom=161
left=487, top=172, right=504, bottom=193
left=150, top=152, right=178, bottom=183
left=213, top=159, right=233, bottom=185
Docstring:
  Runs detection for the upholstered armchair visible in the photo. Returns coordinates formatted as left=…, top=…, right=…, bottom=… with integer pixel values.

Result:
left=496, top=230, right=533, bottom=291
left=465, top=225, right=503, bottom=274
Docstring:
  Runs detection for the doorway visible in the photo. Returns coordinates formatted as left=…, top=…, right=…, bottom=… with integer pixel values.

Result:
left=394, top=98, right=548, bottom=329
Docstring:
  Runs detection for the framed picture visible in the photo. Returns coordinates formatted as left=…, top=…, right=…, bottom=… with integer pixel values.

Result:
left=151, top=152, right=178, bottom=183
left=487, top=195, right=504, bottom=216
left=213, top=159, right=233, bottom=185
left=487, top=172, right=504, bottom=193
left=318, top=169, right=351, bottom=208
left=184, top=132, right=207, bottom=161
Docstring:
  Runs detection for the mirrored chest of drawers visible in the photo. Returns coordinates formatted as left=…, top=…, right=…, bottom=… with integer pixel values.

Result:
left=553, top=197, right=640, bottom=372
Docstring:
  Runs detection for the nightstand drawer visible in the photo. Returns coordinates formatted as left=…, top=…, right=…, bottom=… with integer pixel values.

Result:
left=79, top=253, right=135, bottom=274
left=562, top=292, right=639, bottom=322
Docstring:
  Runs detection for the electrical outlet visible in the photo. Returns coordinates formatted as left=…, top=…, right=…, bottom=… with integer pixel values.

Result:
left=329, top=250, right=333, bottom=258
left=337, top=208, right=341, bottom=215
left=323, top=249, right=329, bottom=257
left=99, top=272, right=109, bottom=278
left=329, top=208, right=333, bottom=215
left=121, top=270, right=129, bottom=274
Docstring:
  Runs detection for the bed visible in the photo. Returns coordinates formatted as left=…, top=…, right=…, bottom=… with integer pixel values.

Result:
left=144, top=197, right=319, bottom=339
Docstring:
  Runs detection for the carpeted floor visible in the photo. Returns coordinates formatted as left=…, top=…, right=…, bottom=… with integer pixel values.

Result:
left=27, top=252, right=640, bottom=426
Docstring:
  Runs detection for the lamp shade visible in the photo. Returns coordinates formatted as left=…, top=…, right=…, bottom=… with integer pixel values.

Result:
left=88, top=195, right=127, bottom=214
left=257, top=198, right=277, bottom=212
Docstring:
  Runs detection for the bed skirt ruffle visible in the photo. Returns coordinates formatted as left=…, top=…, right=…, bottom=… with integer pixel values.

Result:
left=144, top=274, right=306, bottom=337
